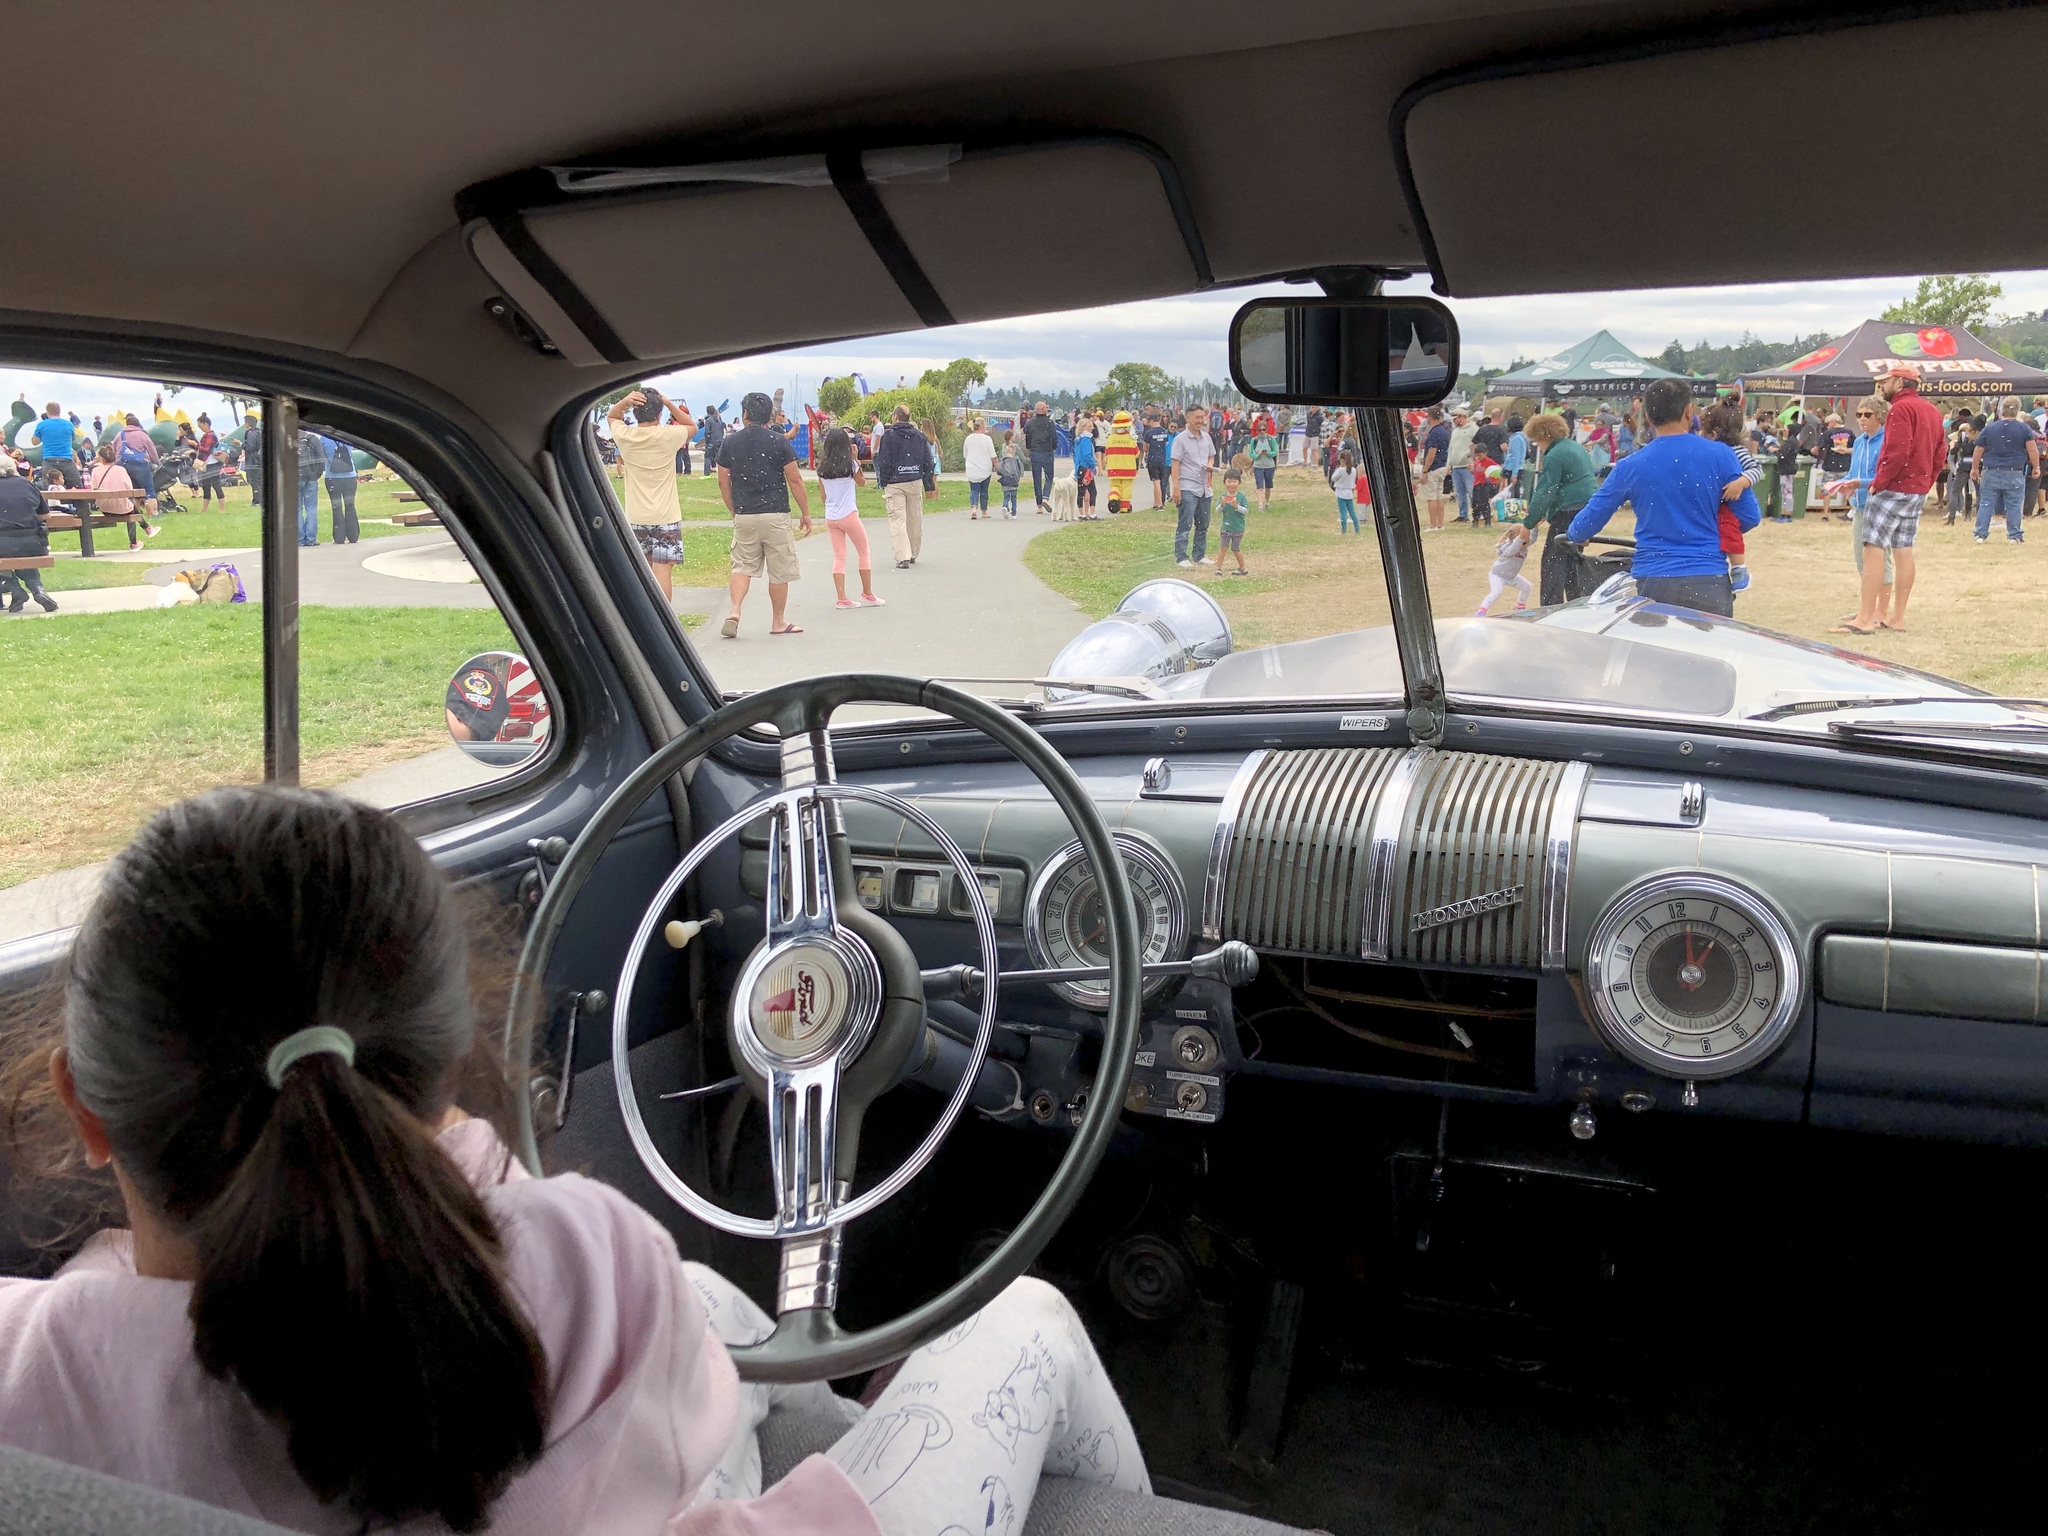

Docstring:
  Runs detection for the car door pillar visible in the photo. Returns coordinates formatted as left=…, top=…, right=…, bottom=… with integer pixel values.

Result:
left=262, top=395, right=300, bottom=783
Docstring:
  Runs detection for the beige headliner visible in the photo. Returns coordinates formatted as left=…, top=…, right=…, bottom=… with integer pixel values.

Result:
left=0, top=1, right=1997, bottom=455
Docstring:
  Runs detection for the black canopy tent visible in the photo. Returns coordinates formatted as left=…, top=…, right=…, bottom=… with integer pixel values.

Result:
left=1482, top=329, right=1717, bottom=402
left=1741, top=319, right=2048, bottom=400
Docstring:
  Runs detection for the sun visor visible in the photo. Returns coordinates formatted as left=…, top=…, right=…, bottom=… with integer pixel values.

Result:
left=458, top=138, right=1209, bottom=365
left=1397, top=11, right=2048, bottom=297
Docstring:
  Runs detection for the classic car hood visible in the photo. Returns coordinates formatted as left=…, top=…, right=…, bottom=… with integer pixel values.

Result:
left=1167, top=595, right=2010, bottom=736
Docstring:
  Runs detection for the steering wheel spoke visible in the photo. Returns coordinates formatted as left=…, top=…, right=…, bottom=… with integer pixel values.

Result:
left=764, top=791, right=840, bottom=945
left=765, top=1056, right=843, bottom=1233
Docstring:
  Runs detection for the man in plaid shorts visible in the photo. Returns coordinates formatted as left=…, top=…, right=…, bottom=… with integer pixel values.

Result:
left=1838, top=360, right=1944, bottom=636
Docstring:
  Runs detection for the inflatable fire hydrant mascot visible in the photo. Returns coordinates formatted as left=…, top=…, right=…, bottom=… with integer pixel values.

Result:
left=1103, top=409, right=1140, bottom=513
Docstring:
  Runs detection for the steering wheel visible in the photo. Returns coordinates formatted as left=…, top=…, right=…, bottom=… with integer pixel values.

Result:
left=506, top=675, right=1142, bottom=1382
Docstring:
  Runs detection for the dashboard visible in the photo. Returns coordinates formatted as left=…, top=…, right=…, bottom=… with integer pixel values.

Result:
left=737, top=745, right=2048, bottom=1147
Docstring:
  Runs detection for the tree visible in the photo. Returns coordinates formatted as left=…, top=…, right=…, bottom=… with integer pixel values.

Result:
left=816, top=375, right=860, bottom=418
left=1087, top=361, right=1177, bottom=412
left=916, top=357, right=988, bottom=405
left=1657, top=340, right=1689, bottom=372
left=1881, top=274, right=2005, bottom=331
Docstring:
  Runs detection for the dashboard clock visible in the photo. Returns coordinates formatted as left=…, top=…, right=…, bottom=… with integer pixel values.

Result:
left=1026, top=834, right=1186, bottom=1010
left=1585, top=873, right=1802, bottom=1080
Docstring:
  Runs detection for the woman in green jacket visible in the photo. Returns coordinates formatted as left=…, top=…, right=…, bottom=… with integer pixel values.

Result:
left=1525, top=412, right=1600, bottom=605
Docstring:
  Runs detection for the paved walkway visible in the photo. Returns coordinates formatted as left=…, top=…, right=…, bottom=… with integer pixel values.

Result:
left=674, top=507, right=1090, bottom=696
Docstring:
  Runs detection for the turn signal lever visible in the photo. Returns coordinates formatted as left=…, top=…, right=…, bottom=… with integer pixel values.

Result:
left=921, top=940, right=1260, bottom=1005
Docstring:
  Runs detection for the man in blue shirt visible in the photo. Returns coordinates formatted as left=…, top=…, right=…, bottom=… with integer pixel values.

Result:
left=33, top=403, right=80, bottom=488
left=1567, top=377, right=1757, bottom=618
left=1968, top=395, right=2039, bottom=544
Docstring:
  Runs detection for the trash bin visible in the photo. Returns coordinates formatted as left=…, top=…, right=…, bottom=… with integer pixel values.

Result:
left=1758, top=460, right=1782, bottom=520
left=1790, top=455, right=1813, bottom=517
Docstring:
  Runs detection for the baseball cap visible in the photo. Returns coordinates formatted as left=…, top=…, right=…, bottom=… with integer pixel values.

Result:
left=1882, top=360, right=1922, bottom=381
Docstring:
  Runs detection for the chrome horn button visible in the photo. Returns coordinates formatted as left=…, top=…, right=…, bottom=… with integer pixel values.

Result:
left=732, top=928, right=882, bottom=1073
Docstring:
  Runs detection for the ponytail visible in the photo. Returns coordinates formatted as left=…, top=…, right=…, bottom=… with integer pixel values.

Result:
left=189, top=1053, right=546, bottom=1531
left=60, top=786, right=549, bottom=1531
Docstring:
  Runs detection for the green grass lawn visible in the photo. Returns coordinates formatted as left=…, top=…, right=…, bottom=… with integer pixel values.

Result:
left=1024, top=466, right=1391, bottom=648
left=45, top=476, right=417, bottom=555
left=34, top=561, right=153, bottom=592
left=0, top=605, right=514, bottom=889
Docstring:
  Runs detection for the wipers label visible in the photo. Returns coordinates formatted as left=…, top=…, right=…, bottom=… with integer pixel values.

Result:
left=1412, top=885, right=1524, bottom=932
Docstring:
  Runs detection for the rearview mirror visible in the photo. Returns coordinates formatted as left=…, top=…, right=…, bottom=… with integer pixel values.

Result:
left=1228, top=296, right=1459, bottom=407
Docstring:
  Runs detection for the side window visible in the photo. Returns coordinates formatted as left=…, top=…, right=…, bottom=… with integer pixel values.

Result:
left=0, top=375, right=546, bottom=944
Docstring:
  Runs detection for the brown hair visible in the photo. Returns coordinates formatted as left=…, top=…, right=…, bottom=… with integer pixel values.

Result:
left=8, top=788, right=547, bottom=1529
left=1523, top=412, right=1569, bottom=448
left=1699, top=402, right=1747, bottom=446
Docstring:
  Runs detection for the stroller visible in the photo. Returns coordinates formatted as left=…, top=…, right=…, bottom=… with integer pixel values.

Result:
left=149, top=448, right=195, bottom=512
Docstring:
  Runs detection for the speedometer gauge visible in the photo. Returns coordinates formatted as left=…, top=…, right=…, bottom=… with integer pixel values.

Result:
left=1585, top=873, right=1802, bottom=1080
left=1026, top=834, right=1186, bottom=1010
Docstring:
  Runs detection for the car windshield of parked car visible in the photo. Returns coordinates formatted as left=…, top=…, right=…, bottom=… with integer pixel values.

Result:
left=603, top=270, right=2048, bottom=750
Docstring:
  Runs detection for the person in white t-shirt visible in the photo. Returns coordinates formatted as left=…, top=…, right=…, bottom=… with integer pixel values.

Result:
left=817, top=427, right=882, bottom=608
left=961, top=418, right=995, bottom=519
left=606, top=387, right=696, bottom=597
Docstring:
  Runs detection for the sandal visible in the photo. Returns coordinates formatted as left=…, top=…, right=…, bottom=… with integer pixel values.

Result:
left=770, top=623, right=804, bottom=635
left=719, top=616, right=739, bottom=639
left=1829, top=622, right=1879, bottom=635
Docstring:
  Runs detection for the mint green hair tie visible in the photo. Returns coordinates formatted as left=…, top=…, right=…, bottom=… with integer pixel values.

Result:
left=266, top=1025, right=357, bottom=1088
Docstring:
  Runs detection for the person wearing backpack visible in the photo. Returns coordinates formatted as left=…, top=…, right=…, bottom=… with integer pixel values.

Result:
left=295, top=427, right=328, bottom=547
left=111, top=415, right=161, bottom=545
left=323, top=436, right=360, bottom=544
left=240, top=414, right=264, bottom=508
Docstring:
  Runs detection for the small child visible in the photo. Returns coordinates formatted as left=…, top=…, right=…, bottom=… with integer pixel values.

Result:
left=1214, top=469, right=1250, bottom=576
left=1329, top=449, right=1360, bottom=533
left=1470, top=453, right=1500, bottom=527
left=997, top=432, right=1023, bottom=519
left=1701, top=403, right=1762, bottom=595
left=1478, top=520, right=1532, bottom=614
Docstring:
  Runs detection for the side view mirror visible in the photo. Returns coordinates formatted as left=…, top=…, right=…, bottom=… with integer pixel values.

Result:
left=446, top=651, right=552, bottom=765
left=1228, top=296, right=1459, bottom=407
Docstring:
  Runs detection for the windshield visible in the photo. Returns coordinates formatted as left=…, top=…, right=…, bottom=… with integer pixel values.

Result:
left=600, top=269, right=2048, bottom=745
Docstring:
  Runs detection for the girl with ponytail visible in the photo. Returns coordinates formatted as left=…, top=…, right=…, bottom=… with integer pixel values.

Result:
left=0, top=788, right=1149, bottom=1534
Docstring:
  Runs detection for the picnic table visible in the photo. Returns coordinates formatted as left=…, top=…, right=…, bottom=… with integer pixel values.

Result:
left=391, top=491, right=440, bottom=527
left=41, top=487, right=146, bottom=557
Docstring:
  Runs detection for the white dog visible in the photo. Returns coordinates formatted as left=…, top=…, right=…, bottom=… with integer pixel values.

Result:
left=1048, top=477, right=1079, bottom=523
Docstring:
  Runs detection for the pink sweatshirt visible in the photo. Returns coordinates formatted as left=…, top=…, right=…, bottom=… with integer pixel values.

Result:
left=0, top=1120, right=880, bottom=1536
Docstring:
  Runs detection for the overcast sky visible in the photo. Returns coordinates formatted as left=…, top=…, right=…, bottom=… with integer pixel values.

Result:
left=8, top=268, right=2048, bottom=436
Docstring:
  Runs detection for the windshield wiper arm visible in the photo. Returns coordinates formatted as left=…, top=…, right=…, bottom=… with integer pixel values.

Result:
left=1827, top=718, right=2048, bottom=744
left=1747, top=694, right=2048, bottom=722
left=929, top=675, right=1165, bottom=703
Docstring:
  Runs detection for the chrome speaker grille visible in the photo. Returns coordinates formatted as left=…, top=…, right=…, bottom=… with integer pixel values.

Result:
left=1210, top=747, right=1406, bottom=953
left=1207, top=747, right=1585, bottom=969
left=1389, top=752, right=1569, bottom=969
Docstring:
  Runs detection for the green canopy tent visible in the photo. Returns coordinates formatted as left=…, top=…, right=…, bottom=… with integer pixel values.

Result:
left=1483, top=330, right=1716, bottom=403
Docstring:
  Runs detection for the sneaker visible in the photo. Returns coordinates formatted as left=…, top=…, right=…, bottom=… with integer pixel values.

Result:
left=1176, top=558, right=1194, bottom=567
left=896, top=560, right=912, bottom=569
left=1514, top=600, right=1528, bottom=610
left=835, top=598, right=855, bottom=609
left=1230, top=568, right=1248, bottom=577
left=1729, top=564, right=1751, bottom=593
left=33, top=593, right=56, bottom=612
left=2013, top=535, right=2027, bottom=544
left=1976, top=535, right=1989, bottom=543
left=858, top=593, right=886, bottom=606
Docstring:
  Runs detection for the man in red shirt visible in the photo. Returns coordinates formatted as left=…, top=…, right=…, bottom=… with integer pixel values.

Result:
left=1838, top=360, right=1944, bottom=635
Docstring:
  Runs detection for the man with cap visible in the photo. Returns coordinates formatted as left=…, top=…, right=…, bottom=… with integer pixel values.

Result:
left=1837, top=360, right=1944, bottom=636
left=1446, top=405, right=1479, bottom=523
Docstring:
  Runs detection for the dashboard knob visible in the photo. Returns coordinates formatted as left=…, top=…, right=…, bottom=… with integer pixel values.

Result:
left=1569, top=1102, right=1597, bottom=1141
left=1188, top=940, right=1259, bottom=988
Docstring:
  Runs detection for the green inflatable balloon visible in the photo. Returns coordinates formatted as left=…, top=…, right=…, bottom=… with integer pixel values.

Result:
left=147, top=420, right=180, bottom=452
